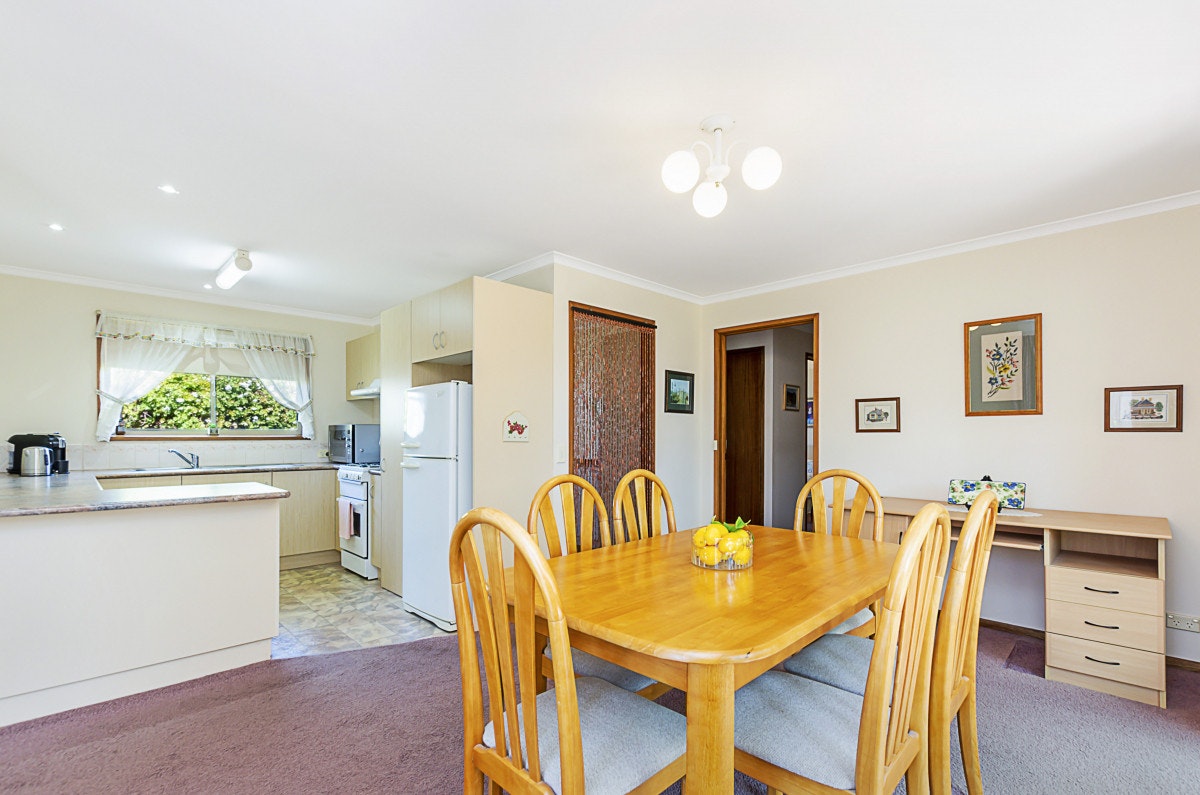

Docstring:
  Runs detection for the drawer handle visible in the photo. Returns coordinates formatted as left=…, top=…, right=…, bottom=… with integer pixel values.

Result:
left=1084, top=620, right=1120, bottom=630
left=1084, top=655, right=1120, bottom=666
left=1083, top=586, right=1119, bottom=595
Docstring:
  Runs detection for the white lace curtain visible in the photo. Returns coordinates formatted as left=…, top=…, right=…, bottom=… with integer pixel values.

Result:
left=95, top=312, right=316, bottom=441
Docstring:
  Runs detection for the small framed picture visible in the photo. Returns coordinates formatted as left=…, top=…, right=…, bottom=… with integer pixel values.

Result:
left=856, top=397, right=901, bottom=432
left=964, top=313, right=1042, bottom=416
left=806, top=399, right=814, bottom=427
left=1104, top=385, right=1183, bottom=432
left=783, top=384, right=801, bottom=411
left=664, top=370, right=694, bottom=414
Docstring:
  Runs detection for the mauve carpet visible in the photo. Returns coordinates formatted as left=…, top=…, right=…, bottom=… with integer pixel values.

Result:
left=2, top=628, right=1198, bottom=794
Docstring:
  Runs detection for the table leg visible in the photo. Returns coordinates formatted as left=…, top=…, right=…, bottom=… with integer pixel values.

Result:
left=684, top=662, right=734, bottom=794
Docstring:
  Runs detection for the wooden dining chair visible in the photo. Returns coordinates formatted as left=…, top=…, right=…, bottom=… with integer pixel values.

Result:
left=527, top=475, right=660, bottom=696
left=450, top=506, right=687, bottom=794
left=733, top=502, right=951, bottom=795
left=612, top=469, right=677, bottom=543
left=781, top=492, right=999, bottom=795
left=794, top=469, right=886, bottom=636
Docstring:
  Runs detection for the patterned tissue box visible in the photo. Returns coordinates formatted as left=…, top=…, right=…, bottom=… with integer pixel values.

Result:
left=948, top=479, right=1026, bottom=511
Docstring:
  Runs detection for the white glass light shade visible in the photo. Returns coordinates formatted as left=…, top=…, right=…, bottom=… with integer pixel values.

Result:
left=661, top=150, right=700, bottom=193
left=692, top=181, right=727, bottom=217
left=741, top=146, right=782, bottom=190
left=215, top=250, right=252, bottom=289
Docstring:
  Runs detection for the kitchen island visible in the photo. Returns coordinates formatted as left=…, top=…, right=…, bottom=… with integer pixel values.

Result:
left=0, top=472, right=288, bottom=726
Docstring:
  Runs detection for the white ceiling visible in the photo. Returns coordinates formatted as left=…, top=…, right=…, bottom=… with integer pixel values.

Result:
left=3, top=2, right=1199, bottom=321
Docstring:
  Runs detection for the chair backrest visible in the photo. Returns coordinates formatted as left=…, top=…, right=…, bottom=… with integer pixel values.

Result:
left=528, top=474, right=614, bottom=557
left=932, top=490, right=999, bottom=712
left=612, top=469, right=677, bottom=542
left=794, top=469, right=884, bottom=541
left=450, top=507, right=587, bottom=793
left=856, top=502, right=951, bottom=793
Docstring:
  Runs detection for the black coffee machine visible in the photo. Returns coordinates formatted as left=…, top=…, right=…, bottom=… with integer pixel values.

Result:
left=7, top=433, right=70, bottom=475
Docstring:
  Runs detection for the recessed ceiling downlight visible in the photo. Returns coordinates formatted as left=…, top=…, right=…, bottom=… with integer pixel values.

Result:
left=158, top=185, right=180, bottom=195
left=48, top=223, right=64, bottom=232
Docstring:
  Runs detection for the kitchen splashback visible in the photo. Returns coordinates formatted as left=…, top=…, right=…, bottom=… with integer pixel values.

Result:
left=72, top=440, right=329, bottom=470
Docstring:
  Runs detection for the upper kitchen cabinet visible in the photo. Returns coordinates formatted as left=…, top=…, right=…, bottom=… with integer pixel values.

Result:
left=410, top=278, right=473, bottom=363
left=346, top=330, right=381, bottom=400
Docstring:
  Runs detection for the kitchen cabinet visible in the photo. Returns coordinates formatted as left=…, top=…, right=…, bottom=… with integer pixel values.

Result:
left=181, top=472, right=272, bottom=487
left=346, top=330, right=381, bottom=400
left=410, top=278, right=473, bottom=362
left=270, top=469, right=338, bottom=559
left=97, top=475, right=182, bottom=489
left=378, top=302, right=411, bottom=598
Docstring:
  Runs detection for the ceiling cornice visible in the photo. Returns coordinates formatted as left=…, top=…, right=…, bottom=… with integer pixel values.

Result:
left=0, top=263, right=377, bottom=326
left=488, top=251, right=707, bottom=304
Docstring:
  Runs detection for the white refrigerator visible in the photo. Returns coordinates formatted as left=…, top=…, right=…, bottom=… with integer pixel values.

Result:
left=400, top=381, right=472, bottom=631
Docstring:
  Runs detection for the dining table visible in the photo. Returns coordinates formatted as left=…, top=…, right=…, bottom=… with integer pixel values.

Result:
left=535, top=524, right=900, bottom=794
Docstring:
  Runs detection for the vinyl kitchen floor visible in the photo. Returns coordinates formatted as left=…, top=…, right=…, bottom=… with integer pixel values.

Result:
left=272, top=563, right=450, bottom=659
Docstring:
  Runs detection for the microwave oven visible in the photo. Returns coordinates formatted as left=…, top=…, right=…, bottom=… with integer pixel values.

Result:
left=329, top=424, right=381, bottom=465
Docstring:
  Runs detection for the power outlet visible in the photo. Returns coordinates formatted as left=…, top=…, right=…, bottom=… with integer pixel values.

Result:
left=1166, top=612, right=1200, bottom=632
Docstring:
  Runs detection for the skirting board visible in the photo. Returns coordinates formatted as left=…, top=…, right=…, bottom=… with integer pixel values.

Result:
left=280, top=550, right=340, bottom=570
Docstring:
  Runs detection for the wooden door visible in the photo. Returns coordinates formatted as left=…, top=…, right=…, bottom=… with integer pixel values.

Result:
left=725, top=347, right=764, bottom=524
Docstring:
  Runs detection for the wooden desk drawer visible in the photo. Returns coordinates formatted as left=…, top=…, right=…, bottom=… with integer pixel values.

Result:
left=1046, top=633, right=1165, bottom=690
left=1046, top=600, right=1164, bottom=653
left=1045, top=566, right=1162, bottom=615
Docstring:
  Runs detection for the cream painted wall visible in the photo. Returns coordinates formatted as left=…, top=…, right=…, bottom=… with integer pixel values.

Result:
left=507, top=262, right=709, bottom=529
left=701, top=205, right=1200, bottom=661
left=0, top=272, right=377, bottom=464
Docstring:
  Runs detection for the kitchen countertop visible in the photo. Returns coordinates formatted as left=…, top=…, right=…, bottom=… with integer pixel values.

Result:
left=0, top=470, right=295, bottom=518
left=94, top=461, right=339, bottom=479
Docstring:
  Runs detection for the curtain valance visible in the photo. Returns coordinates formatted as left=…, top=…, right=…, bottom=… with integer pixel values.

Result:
left=95, top=313, right=315, bottom=358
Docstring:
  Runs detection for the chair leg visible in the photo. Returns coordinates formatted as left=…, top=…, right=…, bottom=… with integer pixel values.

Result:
left=906, top=730, right=931, bottom=795
left=958, top=686, right=984, bottom=795
left=928, top=714, right=952, bottom=795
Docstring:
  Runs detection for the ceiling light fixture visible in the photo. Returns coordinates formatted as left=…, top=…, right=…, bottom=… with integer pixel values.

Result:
left=48, top=223, right=64, bottom=232
left=214, top=249, right=252, bottom=289
left=158, top=184, right=180, bottom=195
left=661, top=114, right=782, bottom=218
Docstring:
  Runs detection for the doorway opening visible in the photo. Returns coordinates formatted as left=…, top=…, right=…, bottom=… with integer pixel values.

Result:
left=714, top=314, right=817, bottom=527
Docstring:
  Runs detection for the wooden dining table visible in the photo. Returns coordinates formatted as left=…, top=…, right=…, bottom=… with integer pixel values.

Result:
left=535, top=524, right=900, bottom=794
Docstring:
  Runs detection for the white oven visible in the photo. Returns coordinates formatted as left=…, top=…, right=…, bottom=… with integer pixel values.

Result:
left=336, top=466, right=379, bottom=579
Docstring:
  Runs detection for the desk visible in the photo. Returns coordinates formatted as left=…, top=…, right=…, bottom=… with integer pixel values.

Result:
left=883, top=497, right=1171, bottom=707
left=541, top=525, right=898, bottom=793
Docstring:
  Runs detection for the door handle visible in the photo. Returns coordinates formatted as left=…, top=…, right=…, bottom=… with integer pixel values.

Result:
left=400, top=442, right=419, bottom=448
left=399, top=461, right=420, bottom=469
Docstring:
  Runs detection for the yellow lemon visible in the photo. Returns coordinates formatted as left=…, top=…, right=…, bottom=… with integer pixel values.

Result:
left=698, top=545, right=722, bottom=566
left=717, top=536, right=741, bottom=554
left=733, top=547, right=752, bottom=566
left=730, top=529, right=751, bottom=541
left=704, top=522, right=728, bottom=545
left=692, top=528, right=710, bottom=548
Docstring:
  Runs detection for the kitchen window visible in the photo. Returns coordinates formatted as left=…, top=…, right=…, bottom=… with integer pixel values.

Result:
left=96, top=312, right=315, bottom=441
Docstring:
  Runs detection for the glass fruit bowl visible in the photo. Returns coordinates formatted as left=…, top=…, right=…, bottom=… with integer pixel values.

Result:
left=691, top=518, right=754, bottom=571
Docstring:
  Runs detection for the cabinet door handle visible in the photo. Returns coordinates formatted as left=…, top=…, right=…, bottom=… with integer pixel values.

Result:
left=432, top=332, right=440, bottom=349
left=440, top=330, right=446, bottom=348
left=1083, top=586, right=1119, bottom=594
left=1084, top=655, right=1120, bottom=666
left=1084, top=620, right=1120, bottom=630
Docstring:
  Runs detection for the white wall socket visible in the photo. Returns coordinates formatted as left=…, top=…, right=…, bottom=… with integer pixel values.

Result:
left=1166, top=612, right=1200, bottom=632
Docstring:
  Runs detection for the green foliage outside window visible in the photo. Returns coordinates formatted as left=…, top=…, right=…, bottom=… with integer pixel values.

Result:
left=121, top=373, right=298, bottom=431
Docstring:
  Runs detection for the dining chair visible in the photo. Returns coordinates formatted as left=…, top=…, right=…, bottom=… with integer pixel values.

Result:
left=794, top=468, right=885, bottom=636
left=781, top=492, right=999, bottom=795
left=733, top=501, right=951, bottom=795
left=527, top=475, right=661, bottom=696
left=612, top=469, right=677, bottom=542
left=450, top=506, right=687, bottom=794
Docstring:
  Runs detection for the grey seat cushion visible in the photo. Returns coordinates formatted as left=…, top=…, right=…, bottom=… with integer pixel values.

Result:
left=545, top=646, right=657, bottom=693
left=482, top=676, right=686, bottom=794
left=827, top=606, right=873, bottom=634
left=782, top=633, right=873, bottom=696
left=733, top=670, right=865, bottom=791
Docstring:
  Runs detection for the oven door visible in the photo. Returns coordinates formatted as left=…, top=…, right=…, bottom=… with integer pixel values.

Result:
left=337, top=495, right=369, bottom=559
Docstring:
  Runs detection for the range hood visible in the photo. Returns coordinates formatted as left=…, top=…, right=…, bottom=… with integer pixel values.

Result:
left=350, top=378, right=381, bottom=398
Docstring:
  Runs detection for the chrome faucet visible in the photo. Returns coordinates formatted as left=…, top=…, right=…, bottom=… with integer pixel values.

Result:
left=167, top=449, right=200, bottom=469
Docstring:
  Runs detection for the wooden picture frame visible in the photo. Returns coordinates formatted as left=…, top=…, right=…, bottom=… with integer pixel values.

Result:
left=964, top=313, right=1042, bottom=416
left=664, top=370, right=694, bottom=414
left=782, top=384, right=801, bottom=411
left=855, top=397, right=900, bottom=432
left=1104, top=385, right=1183, bottom=432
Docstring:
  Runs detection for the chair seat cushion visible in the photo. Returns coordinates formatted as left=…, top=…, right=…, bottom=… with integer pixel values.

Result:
left=827, top=606, right=873, bottom=634
left=782, top=633, right=873, bottom=696
left=545, top=646, right=657, bottom=693
left=733, top=670, right=865, bottom=791
left=482, top=676, right=686, bottom=795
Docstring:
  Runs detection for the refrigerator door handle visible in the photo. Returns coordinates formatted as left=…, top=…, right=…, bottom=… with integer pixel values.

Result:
left=399, top=460, right=420, bottom=469
left=400, top=442, right=420, bottom=448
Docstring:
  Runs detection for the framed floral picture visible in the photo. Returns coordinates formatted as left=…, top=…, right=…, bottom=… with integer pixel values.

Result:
left=855, top=397, right=900, bottom=432
left=1104, top=385, right=1183, bottom=432
left=964, top=313, right=1042, bottom=416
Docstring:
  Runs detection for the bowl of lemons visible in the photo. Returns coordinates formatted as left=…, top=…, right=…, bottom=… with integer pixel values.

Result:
left=691, top=517, right=754, bottom=570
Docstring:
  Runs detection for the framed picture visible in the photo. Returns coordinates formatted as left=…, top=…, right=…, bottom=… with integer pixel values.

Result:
left=855, top=397, right=901, bottom=432
left=805, top=399, right=814, bottom=427
left=1104, top=385, right=1183, bottom=432
left=664, top=370, right=694, bottom=414
left=782, top=384, right=801, bottom=411
left=964, top=313, right=1042, bottom=416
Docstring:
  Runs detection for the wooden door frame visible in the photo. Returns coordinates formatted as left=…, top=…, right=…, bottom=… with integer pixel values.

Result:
left=713, top=313, right=818, bottom=519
